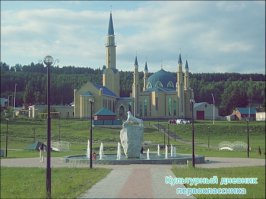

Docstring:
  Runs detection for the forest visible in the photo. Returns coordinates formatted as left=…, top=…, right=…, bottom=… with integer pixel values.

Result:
left=1, top=61, right=265, bottom=116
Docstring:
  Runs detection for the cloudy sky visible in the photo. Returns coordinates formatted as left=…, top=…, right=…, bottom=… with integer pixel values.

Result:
left=1, top=1, right=265, bottom=73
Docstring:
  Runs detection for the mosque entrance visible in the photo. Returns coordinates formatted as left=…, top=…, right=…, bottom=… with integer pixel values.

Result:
left=119, top=105, right=126, bottom=120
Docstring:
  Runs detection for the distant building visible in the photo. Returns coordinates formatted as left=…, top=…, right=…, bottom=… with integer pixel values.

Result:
left=94, top=107, right=116, bottom=120
left=0, top=98, right=8, bottom=109
left=231, top=107, right=256, bottom=121
left=193, top=102, right=219, bottom=120
left=256, top=112, right=265, bottom=121
left=93, top=107, right=122, bottom=126
left=28, top=105, right=74, bottom=119
left=74, top=12, right=193, bottom=120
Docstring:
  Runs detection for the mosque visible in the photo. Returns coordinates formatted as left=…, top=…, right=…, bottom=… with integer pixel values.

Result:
left=74, top=13, right=194, bottom=120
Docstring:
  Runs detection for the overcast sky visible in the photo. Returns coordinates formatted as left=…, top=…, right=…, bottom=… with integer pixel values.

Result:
left=1, top=1, right=265, bottom=73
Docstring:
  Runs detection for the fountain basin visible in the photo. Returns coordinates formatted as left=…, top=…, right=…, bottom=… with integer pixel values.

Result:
left=64, top=153, right=205, bottom=165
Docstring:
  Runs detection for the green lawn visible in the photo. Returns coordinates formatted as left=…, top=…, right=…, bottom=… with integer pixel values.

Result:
left=0, top=118, right=265, bottom=198
left=0, top=118, right=265, bottom=159
left=157, top=120, right=265, bottom=159
left=1, top=167, right=111, bottom=199
left=172, top=166, right=265, bottom=199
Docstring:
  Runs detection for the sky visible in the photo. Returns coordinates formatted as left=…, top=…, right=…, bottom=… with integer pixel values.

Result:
left=1, top=1, right=265, bottom=74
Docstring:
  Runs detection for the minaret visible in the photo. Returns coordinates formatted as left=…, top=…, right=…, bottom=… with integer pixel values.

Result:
left=177, top=53, right=184, bottom=118
left=143, top=61, right=148, bottom=91
left=184, top=60, right=189, bottom=90
left=132, top=56, right=139, bottom=116
left=106, top=12, right=116, bottom=69
left=102, top=12, right=120, bottom=96
left=184, top=59, right=192, bottom=119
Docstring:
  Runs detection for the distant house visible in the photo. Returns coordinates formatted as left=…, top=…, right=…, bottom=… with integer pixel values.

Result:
left=28, top=105, right=74, bottom=119
left=93, top=107, right=122, bottom=126
left=231, top=107, right=256, bottom=121
left=256, top=112, right=266, bottom=121
left=0, top=98, right=8, bottom=109
left=94, top=107, right=116, bottom=120
left=193, top=102, right=219, bottom=120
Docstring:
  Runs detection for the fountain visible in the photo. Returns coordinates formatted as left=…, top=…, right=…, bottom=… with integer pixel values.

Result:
left=173, top=146, right=176, bottom=157
left=170, top=144, right=173, bottom=157
left=86, top=139, right=90, bottom=159
left=64, top=112, right=205, bottom=165
left=165, top=145, right=168, bottom=159
left=99, top=142, right=104, bottom=160
left=117, top=142, right=121, bottom=160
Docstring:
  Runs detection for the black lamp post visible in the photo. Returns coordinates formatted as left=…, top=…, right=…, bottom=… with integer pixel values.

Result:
left=33, top=127, right=36, bottom=143
left=89, top=98, right=94, bottom=169
left=207, top=126, right=210, bottom=150
left=43, top=55, right=54, bottom=199
left=167, top=123, right=170, bottom=146
left=190, top=99, right=195, bottom=168
left=58, top=114, right=61, bottom=141
left=246, top=118, right=250, bottom=158
left=164, top=124, right=166, bottom=147
left=5, top=118, right=9, bottom=157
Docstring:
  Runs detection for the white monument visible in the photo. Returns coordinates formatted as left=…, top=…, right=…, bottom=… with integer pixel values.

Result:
left=120, top=111, right=144, bottom=158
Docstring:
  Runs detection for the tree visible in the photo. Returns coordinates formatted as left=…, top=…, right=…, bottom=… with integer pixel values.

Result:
left=23, top=83, right=34, bottom=106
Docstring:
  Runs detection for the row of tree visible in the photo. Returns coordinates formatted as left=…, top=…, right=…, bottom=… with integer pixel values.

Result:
left=1, top=62, right=265, bottom=116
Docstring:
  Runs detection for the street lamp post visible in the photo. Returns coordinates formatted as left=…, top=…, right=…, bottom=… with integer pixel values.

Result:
left=207, top=126, right=210, bottom=150
left=43, top=55, right=55, bottom=199
left=167, top=123, right=170, bottom=146
left=190, top=99, right=195, bottom=168
left=13, top=83, right=17, bottom=118
left=246, top=118, right=250, bottom=158
left=163, top=127, right=165, bottom=147
left=33, top=127, right=36, bottom=143
left=211, top=93, right=215, bottom=125
left=89, top=99, right=94, bottom=169
left=58, top=114, right=61, bottom=141
left=5, top=118, right=9, bottom=157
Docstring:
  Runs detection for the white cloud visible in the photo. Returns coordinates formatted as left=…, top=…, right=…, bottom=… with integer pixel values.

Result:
left=1, top=1, right=265, bottom=73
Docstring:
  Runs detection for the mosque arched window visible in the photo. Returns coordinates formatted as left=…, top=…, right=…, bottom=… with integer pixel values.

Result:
left=119, top=105, right=125, bottom=120
left=139, top=102, right=142, bottom=117
left=128, top=103, right=132, bottom=112
left=168, top=97, right=172, bottom=116
left=167, top=81, right=174, bottom=88
left=144, top=98, right=148, bottom=117
left=155, top=81, right=163, bottom=88
left=173, top=100, right=177, bottom=116
left=147, top=82, right=152, bottom=89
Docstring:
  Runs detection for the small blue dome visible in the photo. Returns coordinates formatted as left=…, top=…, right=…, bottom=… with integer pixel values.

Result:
left=146, top=69, right=176, bottom=90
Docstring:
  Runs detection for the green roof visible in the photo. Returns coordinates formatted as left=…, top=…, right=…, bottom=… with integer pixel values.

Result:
left=178, top=53, right=182, bottom=64
left=134, top=56, right=138, bottom=66
left=94, top=107, right=116, bottom=116
left=146, top=69, right=176, bottom=91
left=108, top=12, right=114, bottom=35
left=185, top=60, right=189, bottom=70
left=144, top=61, right=148, bottom=71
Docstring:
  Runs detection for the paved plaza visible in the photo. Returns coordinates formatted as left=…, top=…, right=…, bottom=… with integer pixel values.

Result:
left=1, top=157, right=265, bottom=198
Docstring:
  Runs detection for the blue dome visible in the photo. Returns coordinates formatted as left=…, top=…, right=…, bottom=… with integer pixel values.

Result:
left=146, top=69, right=176, bottom=90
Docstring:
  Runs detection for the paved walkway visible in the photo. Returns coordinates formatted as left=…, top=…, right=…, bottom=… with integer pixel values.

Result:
left=78, top=164, right=194, bottom=199
left=1, top=157, right=265, bottom=198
